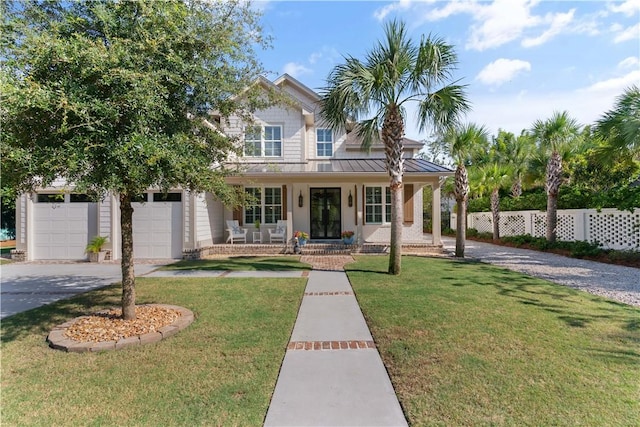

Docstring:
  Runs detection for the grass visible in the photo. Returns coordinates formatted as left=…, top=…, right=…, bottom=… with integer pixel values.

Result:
left=1, top=276, right=306, bottom=425
left=346, top=256, right=640, bottom=426
left=164, top=256, right=311, bottom=271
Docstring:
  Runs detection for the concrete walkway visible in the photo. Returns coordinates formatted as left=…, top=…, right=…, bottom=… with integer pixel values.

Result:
left=264, top=259, right=407, bottom=427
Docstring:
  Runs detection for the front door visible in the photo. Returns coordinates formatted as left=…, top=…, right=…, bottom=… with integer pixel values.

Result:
left=310, top=188, right=341, bottom=239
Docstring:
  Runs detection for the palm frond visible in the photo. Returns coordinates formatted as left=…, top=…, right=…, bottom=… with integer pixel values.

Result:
left=417, top=84, right=470, bottom=135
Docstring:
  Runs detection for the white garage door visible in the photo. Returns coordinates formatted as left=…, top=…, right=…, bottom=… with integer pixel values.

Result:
left=33, top=198, right=97, bottom=260
left=133, top=193, right=183, bottom=259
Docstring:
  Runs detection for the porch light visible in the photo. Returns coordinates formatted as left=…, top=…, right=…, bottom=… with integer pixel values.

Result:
left=298, top=191, right=304, bottom=208
left=348, top=191, right=353, bottom=207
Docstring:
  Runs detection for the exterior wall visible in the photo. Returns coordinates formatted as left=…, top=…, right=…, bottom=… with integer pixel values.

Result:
left=195, top=193, right=225, bottom=246
left=457, top=208, right=640, bottom=250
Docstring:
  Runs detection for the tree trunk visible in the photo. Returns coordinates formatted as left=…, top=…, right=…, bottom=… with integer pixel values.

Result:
left=454, top=164, right=469, bottom=258
left=389, top=181, right=403, bottom=275
left=120, top=193, right=137, bottom=320
left=455, top=196, right=466, bottom=257
left=491, top=188, right=500, bottom=241
left=382, top=104, right=404, bottom=275
left=545, top=151, right=562, bottom=243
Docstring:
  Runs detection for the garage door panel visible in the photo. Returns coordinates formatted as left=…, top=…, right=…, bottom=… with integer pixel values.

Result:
left=133, top=199, right=182, bottom=259
left=33, top=204, right=93, bottom=260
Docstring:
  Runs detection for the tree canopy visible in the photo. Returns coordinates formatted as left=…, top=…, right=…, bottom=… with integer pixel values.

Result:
left=1, top=0, right=272, bottom=318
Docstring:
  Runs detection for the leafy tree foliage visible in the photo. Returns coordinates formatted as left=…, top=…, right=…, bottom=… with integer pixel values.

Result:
left=1, top=0, right=271, bottom=319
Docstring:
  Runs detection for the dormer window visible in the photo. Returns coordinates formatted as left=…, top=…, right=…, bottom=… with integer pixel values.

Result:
left=316, top=128, right=333, bottom=157
left=244, top=125, right=282, bottom=157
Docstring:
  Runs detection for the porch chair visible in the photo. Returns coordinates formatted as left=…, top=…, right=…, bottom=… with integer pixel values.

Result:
left=268, top=220, right=287, bottom=244
left=226, top=220, right=248, bottom=244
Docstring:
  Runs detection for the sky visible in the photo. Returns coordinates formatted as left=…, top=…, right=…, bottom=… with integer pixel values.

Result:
left=253, top=0, right=640, bottom=141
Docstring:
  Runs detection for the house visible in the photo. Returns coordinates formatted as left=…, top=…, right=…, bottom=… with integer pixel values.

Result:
left=13, top=74, right=453, bottom=261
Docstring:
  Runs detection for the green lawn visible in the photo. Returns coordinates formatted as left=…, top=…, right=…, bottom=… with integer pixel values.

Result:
left=1, top=276, right=306, bottom=425
left=346, top=256, right=640, bottom=426
left=164, top=256, right=311, bottom=271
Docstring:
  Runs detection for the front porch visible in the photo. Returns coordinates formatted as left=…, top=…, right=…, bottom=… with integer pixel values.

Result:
left=182, top=239, right=445, bottom=260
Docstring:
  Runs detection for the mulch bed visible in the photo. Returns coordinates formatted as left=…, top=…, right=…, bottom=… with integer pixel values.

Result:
left=64, top=305, right=182, bottom=343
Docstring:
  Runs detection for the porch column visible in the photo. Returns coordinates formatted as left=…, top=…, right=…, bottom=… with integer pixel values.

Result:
left=432, top=180, right=442, bottom=246
left=286, top=184, right=293, bottom=243
left=25, top=193, right=34, bottom=261
left=356, top=183, right=364, bottom=244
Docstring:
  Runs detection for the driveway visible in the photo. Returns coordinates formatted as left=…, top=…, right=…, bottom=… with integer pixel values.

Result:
left=1, top=262, right=169, bottom=319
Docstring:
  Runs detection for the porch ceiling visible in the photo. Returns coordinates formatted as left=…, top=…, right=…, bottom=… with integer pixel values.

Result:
left=223, top=159, right=454, bottom=179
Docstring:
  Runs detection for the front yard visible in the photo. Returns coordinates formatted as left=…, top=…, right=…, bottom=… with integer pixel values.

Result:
left=346, top=256, right=640, bottom=426
left=1, top=276, right=306, bottom=425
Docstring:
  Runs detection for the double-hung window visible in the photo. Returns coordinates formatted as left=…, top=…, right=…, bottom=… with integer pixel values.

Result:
left=316, top=128, right=333, bottom=157
left=243, top=125, right=282, bottom=157
left=365, top=186, right=391, bottom=224
left=244, top=187, right=282, bottom=224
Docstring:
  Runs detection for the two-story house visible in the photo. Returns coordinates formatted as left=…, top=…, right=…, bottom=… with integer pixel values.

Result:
left=13, top=74, right=452, bottom=261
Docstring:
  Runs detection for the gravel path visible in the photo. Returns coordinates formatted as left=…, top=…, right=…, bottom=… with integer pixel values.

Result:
left=442, top=237, right=640, bottom=307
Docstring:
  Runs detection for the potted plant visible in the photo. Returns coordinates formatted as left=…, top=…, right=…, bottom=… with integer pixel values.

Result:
left=341, top=230, right=355, bottom=244
left=85, top=235, right=108, bottom=263
left=294, top=230, right=309, bottom=245
left=254, top=219, right=261, bottom=229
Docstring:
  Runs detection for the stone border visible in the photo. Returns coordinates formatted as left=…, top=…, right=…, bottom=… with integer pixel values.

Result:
left=46, top=304, right=194, bottom=353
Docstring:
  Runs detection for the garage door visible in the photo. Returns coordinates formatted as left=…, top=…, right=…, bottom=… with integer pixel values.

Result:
left=33, top=196, right=97, bottom=260
left=132, top=193, right=183, bottom=259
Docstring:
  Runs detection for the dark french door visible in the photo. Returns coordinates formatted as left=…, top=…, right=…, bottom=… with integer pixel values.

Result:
left=310, top=188, right=341, bottom=239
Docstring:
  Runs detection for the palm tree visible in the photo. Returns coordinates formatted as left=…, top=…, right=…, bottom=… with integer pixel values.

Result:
left=493, top=130, right=534, bottom=198
left=475, top=163, right=512, bottom=241
left=531, top=111, right=580, bottom=242
left=319, top=20, right=469, bottom=274
left=444, top=123, right=489, bottom=257
left=595, top=85, right=640, bottom=161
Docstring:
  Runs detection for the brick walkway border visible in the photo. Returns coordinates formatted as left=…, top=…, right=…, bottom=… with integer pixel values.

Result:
left=287, top=340, right=376, bottom=351
left=47, top=304, right=194, bottom=353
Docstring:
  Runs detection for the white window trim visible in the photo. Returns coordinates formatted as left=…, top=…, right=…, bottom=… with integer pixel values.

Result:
left=365, top=186, right=392, bottom=224
left=316, top=128, right=333, bottom=157
left=244, top=186, right=283, bottom=224
left=243, top=124, right=283, bottom=158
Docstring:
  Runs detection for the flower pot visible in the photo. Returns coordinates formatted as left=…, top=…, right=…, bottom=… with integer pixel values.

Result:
left=298, top=238, right=307, bottom=246
left=88, top=251, right=107, bottom=263
left=342, top=237, right=354, bottom=245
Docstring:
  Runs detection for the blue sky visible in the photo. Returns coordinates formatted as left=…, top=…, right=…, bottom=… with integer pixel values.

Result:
left=254, top=0, right=639, bottom=141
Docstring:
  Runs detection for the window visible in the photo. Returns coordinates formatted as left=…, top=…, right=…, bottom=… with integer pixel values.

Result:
left=316, top=128, right=333, bottom=157
left=153, top=192, right=182, bottom=202
left=244, top=188, right=261, bottom=225
left=264, top=187, right=282, bottom=224
left=70, top=194, right=90, bottom=203
left=365, top=186, right=391, bottom=224
left=243, top=125, right=282, bottom=157
left=244, top=187, right=282, bottom=224
left=37, top=193, right=64, bottom=203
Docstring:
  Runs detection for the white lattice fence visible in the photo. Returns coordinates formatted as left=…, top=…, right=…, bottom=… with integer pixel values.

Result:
left=458, top=208, right=640, bottom=250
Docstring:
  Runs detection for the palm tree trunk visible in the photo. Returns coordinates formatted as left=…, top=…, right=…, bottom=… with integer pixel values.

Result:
left=382, top=104, right=404, bottom=275
left=454, top=164, right=469, bottom=257
left=455, top=196, right=466, bottom=257
left=545, top=151, right=562, bottom=243
left=491, top=188, right=500, bottom=241
left=120, top=193, right=137, bottom=320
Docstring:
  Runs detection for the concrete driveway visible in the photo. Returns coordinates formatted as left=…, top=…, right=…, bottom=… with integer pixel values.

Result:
left=1, top=262, right=168, bottom=319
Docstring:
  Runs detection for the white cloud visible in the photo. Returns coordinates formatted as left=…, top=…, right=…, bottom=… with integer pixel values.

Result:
left=619, top=56, right=640, bottom=69
left=613, top=22, right=640, bottom=43
left=282, top=62, right=312, bottom=78
left=373, top=0, right=414, bottom=21
left=522, top=9, right=575, bottom=47
left=608, top=0, right=640, bottom=17
left=582, top=69, right=640, bottom=93
left=308, top=46, right=341, bottom=65
left=419, top=0, right=584, bottom=51
left=476, top=59, right=532, bottom=86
